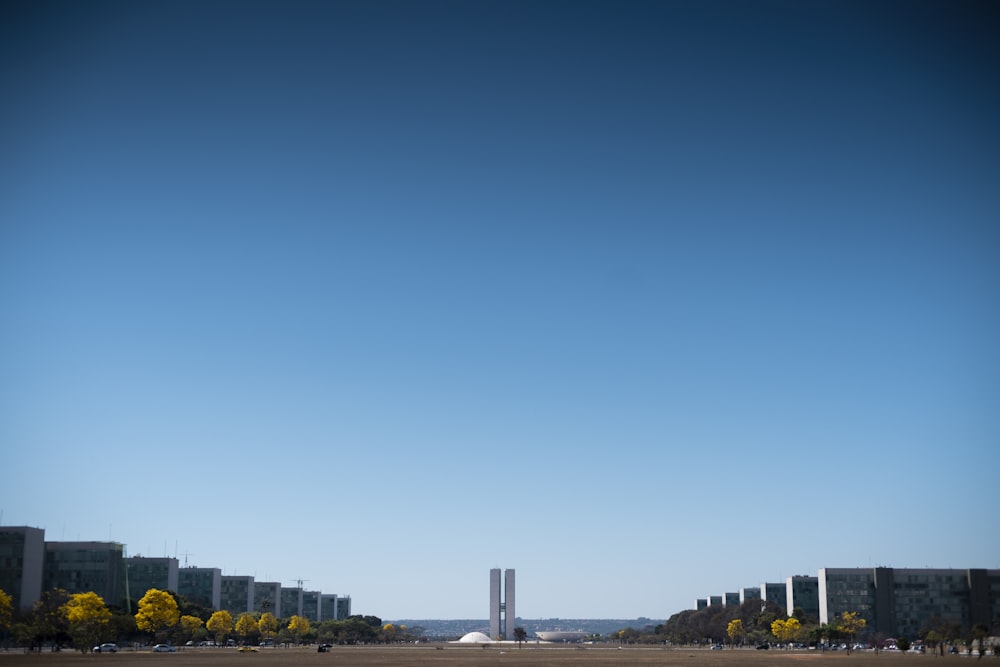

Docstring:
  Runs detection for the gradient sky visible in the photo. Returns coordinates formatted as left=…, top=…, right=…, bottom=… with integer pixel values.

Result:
left=2, top=0, right=998, bottom=621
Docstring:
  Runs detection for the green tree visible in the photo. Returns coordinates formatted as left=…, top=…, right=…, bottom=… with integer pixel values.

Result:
left=379, top=623, right=396, bottom=644
left=838, top=611, right=866, bottom=654
left=206, top=610, right=232, bottom=645
left=727, top=619, right=745, bottom=647
left=23, top=589, right=69, bottom=650
left=234, top=613, right=258, bottom=645
left=288, top=615, right=310, bottom=644
left=257, top=612, right=278, bottom=641
left=62, top=592, right=111, bottom=652
left=513, top=626, right=527, bottom=648
left=134, top=588, right=179, bottom=640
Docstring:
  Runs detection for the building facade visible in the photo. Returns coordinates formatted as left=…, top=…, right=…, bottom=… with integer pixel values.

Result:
left=787, top=575, right=819, bottom=623
left=0, top=526, right=44, bottom=611
left=302, top=590, right=320, bottom=621
left=177, top=567, right=221, bottom=610
left=43, top=541, right=128, bottom=608
left=253, top=581, right=281, bottom=617
left=125, top=556, right=179, bottom=604
left=760, top=583, right=785, bottom=610
left=818, top=567, right=1000, bottom=639
left=220, top=575, right=254, bottom=616
left=281, top=587, right=303, bottom=619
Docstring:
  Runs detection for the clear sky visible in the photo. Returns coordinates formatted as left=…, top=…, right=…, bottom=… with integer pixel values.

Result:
left=1, top=0, right=998, bottom=621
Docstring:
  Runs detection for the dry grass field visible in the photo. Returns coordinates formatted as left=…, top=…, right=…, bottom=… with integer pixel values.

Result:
left=0, top=645, right=959, bottom=667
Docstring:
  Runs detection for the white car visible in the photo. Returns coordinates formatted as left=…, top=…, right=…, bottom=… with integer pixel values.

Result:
left=94, top=643, right=119, bottom=653
left=152, top=644, right=177, bottom=652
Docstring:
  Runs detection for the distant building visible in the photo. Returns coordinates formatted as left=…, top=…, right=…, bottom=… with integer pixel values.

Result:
left=320, top=593, right=339, bottom=620
left=723, top=592, right=740, bottom=607
left=707, top=595, right=723, bottom=607
left=281, top=586, right=303, bottom=618
left=760, top=583, right=785, bottom=609
left=489, top=569, right=515, bottom=640
left=334, top=595, right=351, bottom=619
left=739, top=587, right=761, bottom=604
left=125, top=556, right=179, bottom=603
left=819, top=567, right=1000, bottom=638
left=302, top=590, right=320, bottom=621
left=44, top=541, right=127, bottom=608
left=786, top=575, right=819, bottom=623
left=221, top=575, right=254, bottom=616
left=695, top=598, right=708, bottom=610
left=0, top=526, right=44, bottom=611
left=177, top=567, right=221, bottom=609
left=254, top=581, right=281, bottom=617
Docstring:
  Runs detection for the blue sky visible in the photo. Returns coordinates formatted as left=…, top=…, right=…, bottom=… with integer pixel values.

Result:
left=1, top=0, right=998, bottom=620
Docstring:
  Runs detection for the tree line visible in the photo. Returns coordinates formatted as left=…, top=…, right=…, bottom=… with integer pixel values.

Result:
left=0, top=587, right=410, bottom=652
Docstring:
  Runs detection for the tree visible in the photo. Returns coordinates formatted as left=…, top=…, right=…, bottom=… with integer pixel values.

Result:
left=727, top=619, right=745, bottom=647
left=134, top=588, right=179, bottom=640
left=379, top=623, right=396, bottom=644
left=179, top=615, right=204, bottom=644
left=513, top=626, right=527, bottom=648
left=234, top=613, right=258, bottom=645
left=288, top=615, right=310, bottom=644
left=257, top=612, right=278, bottom=642
left=0, top=589, right=12, bottom=635
left=771, top=618, right=800, bottom=647
left=206, top=610, right=232, bottom=645
left=62, top=592, right=111, bottom=652
left=838, top=611, right=866, bottom=654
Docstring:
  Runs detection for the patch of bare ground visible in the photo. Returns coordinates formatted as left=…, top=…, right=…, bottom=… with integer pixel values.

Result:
left=0, top=646, right=947, bottom=666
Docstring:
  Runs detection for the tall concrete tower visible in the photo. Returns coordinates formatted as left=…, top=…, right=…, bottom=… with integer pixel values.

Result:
left=489, top=568, right=516, bottom=640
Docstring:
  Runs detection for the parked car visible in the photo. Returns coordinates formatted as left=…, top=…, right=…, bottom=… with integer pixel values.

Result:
left=152, top=644, right=176, bottom=652
left=94, top=643, right=119, bottom=653
left=756, top=643, right=770, bottom=650
left=710, top=644, right=724, bottom=650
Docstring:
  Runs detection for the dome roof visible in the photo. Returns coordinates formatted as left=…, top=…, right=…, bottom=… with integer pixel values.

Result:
left=457, top=632, right=493, bottom=643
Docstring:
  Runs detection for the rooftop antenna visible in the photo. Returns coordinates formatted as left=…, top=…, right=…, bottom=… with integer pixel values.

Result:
left=288, top=578, right=310, bottom=589
left=181, top=552, right=195, bottom=567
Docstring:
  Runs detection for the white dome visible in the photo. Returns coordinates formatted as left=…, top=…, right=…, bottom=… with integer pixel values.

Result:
left=457, top=632, right=493, bottom=643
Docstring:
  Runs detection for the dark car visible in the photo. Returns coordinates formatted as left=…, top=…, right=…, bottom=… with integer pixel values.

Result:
left=756, top=643, right=770, bottom=650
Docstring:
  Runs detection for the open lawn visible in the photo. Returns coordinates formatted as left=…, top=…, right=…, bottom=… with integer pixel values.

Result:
left=0, top=646, right=963, bottom=667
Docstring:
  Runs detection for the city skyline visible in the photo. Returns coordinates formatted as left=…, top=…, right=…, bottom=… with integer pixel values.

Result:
left=2, top=0, right=998, bottom=620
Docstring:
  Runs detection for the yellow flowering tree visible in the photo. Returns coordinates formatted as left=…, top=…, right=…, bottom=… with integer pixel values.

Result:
left=134, top=588, right=179, bottom=640
left=838, top=611, right=866, bottom=653
left=288, top=615, right=310, bottom=644
left=0, top=589, right=12, bottom=633
left=61, top=592, right=111, bottom=652
left=771, top=617, right=800, bottom=647
left=235, top=613, right=258, bottom=645
left=726, top=618, right=745, bottom=647
left=180, top=614, right=204, bottom=643
left=206, top=610, right=233, bottom=645
left=258, top=612, right=278, bottom=641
